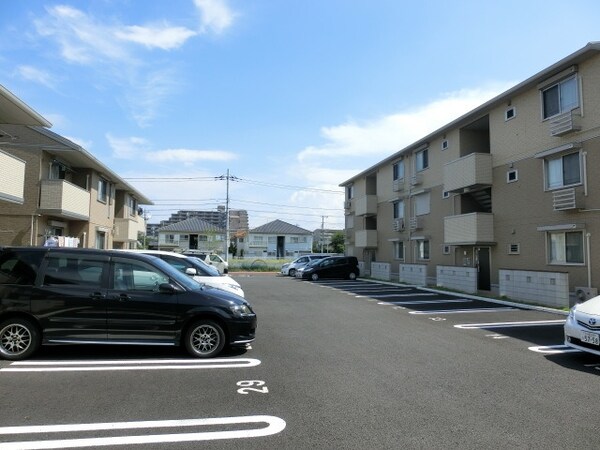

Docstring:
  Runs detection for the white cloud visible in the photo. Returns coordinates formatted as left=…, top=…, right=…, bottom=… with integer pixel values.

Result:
left=106, top=134, right=149, bottom=159
left=297, top=83, right=514, bottom=164
left=115, top=24, right=197, bottom=50
left=107, top=133, right=237, bottom=165
left=146, top=149, right=237, bottom=165
left=16, top=66, right=58, bottom=89
left=194, top=0, right=236, bottom=34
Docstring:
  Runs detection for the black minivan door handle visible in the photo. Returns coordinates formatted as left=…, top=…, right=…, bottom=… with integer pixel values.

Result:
left=114, top=293, right=131, bottom=301
left=89, top=292, right=106, bottom=300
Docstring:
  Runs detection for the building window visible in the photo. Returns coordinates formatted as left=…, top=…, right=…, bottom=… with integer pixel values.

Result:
left=416, top=240, right=430, bottom=260
left=548, top=231, right=583, bottom=264
left=95, top=231, right=106, bottom=249
left=416, top=148, right=429, bottom=172
left=442, top=245, right=451, bottom=255
left=505, top=107, right=516, bottom=121
left=98, top=178, right=108, bottom=203
left=393, top=200, right=404, bottom=219
left=49, top=161, right=67, bottom=180
left=441, top=140, right=448, bottom=151
left=198, top=235, right=208, bottom=242
left=542, top=75, right=578, bottom=120
left=508, top=243, right=520, bottom=255
left=413, top=192, right=430, bottom=216
left=392, top=160, right=405, bottom=181
left=507, top=169, right=518, bottom=183
left=346, top=185, right=354, bottom=200
left=545, top=152, right=580, bottom=190
left=394, top=241, right=404, bottom=260
left=127, top=196, right=138, bottom=216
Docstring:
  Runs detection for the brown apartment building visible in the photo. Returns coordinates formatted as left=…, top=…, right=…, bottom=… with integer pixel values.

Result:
left=341, top=42, right=600, bottom=308
left=0, top=85, right=152, bottom=249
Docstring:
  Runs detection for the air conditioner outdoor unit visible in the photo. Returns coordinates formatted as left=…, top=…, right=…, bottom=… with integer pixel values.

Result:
left=393, top=219, right=404, bottom=231
left=574, top=286, right=598, bottom=303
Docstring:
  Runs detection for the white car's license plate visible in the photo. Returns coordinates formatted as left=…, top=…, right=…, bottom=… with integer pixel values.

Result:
left=581, top=331, right=600, bottom=346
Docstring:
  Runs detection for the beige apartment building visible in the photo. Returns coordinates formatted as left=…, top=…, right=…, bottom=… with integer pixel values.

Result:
left=0, top=85, right=152, bottom=249
left=341, top=42, right=600, bottom=308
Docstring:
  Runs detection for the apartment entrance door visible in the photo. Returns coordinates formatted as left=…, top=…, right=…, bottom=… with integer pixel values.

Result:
left=475, top=247, right=491, bottom=291
left=277, top=236, right=285, bottom=258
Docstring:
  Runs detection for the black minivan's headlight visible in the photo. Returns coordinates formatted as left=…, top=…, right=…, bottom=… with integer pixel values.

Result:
left=230, top=304, right=253, bottom=317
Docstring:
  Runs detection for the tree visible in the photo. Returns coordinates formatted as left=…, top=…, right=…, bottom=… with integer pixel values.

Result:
left=330, top=231, right=345, bottom=254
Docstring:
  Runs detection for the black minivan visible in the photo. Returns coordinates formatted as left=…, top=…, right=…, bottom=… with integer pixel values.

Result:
left=299, top=256, right=360, bottom=281
left=0, top=247, right=256, bottom=360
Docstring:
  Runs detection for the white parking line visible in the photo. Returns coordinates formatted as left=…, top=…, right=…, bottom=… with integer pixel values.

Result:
left=1, top=358, right=261, bottom=373
left=355, top=293, right=436, bottom=298
left=0, top=415, right=286, bottom=449
left=528, top=345, right=580, bottom=354
left=410, top=308, right=516, bottom=315
left=454, top=320, right=565, bottom=329
left=377, top=299, right=473, bottom=305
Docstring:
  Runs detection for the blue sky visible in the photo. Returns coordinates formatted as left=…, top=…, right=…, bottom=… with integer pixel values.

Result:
left=2, top=0, right=600, bottom=231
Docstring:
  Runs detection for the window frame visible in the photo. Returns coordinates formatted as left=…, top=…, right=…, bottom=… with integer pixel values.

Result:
left=416, top=239, right=430, bottom=260
left=416, top=148, right=429, bottom=172
left=393, top=199, right=404, bottom=220
left=544, top=151, right=581, bottom=191
left=541, top=75, right=579, bottom=120
left=547, top=230, right=584, bottom=265
left=393, top=241, right=404, bottom=260
left=392, top=160, right=405, bottom=181
left=97, top=178, right=108, bottom=203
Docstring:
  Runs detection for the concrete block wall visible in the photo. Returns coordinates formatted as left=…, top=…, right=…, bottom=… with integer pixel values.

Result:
left=399, top=263, right=427, bottom=286
left=499, top=269, right=569, bottom=308
left=371, top=262, right=391, bottom=281
left=436, top=265, right=478, bottom=294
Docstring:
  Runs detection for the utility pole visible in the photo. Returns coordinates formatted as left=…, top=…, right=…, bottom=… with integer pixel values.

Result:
left=320, top=215, right=327, bottom=253
left=225, top=169, right=230, bottom=263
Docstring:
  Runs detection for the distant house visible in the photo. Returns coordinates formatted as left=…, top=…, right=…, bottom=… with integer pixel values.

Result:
left=157, top=217, right=225, bottom=253
left=244, top=219, right=313, bottom=257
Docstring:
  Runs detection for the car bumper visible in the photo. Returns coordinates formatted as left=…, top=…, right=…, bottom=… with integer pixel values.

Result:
left=564, top=314, right=600, bottom=356
left=228, top=316, right=257, bottom=346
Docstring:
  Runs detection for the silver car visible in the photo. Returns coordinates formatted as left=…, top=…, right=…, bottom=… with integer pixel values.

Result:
left=281, top=255, right=328, bottom=277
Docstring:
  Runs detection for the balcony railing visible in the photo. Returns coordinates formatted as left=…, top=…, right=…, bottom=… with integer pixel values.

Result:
left=409, top=216, right=423, bottom=231
left=444, top=213, right=494, bottom=245
left=444, top=153, right=492, bottom=193
left=355, top=230, right=377, bottom=248
left=0, top=151, right=25, bottom=204
left=354, top=195, right=377, bottom=216
left=392, top=178, right=404, bottom=192
left=39, top=179, right=90, bottom=220
left=114, top=217, right=143, bottom=242
left=393, top=218, right=405, bottom=231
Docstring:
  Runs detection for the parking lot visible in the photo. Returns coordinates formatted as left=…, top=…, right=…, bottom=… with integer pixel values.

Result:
left=1, top=275, right=599, bottom=449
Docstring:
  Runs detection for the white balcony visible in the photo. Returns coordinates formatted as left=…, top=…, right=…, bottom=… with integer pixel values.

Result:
left=39, top=179, right=90, bottom=220
left=0, top=150, right=25, bottom=204
left=355, top=230, right=377, bottom=248
left=444, top=153, right=492, bottom=193
left=355, top=195, right=377, bottom=216
left=114, top=217, right=143, bottom=242
left=444, top=213, right=494, bottom=245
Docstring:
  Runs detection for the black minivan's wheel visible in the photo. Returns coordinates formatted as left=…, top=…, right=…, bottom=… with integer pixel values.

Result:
left=288, top=268, right=296, bottom=277
left=0, top=318, right=40, bottom=361
left=348, top=272, right=357, bottom=280
left=311, top=273, right=319, bottom=281
left=184, top=320, right=226, bottom=358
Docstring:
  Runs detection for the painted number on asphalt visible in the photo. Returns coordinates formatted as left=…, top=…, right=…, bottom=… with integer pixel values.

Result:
left=237, top=380, right=269, bottom=395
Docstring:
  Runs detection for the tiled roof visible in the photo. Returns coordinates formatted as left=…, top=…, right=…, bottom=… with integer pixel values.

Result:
left=250, top=219, right=311, bottom=235
left=159, top=217, right=224, bottom=233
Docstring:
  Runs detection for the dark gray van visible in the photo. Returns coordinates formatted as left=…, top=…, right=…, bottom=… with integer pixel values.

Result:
left=0, top=247, right=256, bottom=360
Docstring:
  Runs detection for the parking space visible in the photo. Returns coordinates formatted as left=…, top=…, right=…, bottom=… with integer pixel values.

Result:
left=302, top=277, right=600, bottom=373
left=0, top=345, right=286, bottom=448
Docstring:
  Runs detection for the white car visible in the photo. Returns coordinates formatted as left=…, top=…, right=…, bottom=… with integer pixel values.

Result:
left=280, top=254, right=328, bottom=277
left=120, top=250, right=243, bottom=297
left=564, top=294, right=600, bottom=356
left=182, top=251, right=229, bottom=274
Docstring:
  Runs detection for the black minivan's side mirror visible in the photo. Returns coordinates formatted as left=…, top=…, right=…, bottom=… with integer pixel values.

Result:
left=158, top=283, right=181, bottom=294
